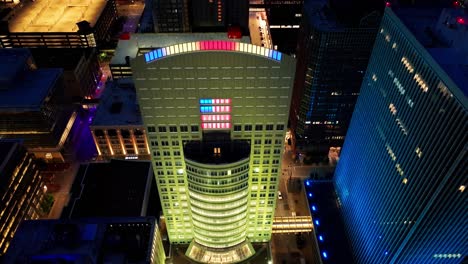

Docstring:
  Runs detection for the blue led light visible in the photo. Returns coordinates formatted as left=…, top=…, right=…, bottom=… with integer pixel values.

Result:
left=157, top=49, right=162, bottom=58
left=149, top=51, right=154, bottom=60
left=322, top=252, right=328, bottom=259
left=153, top=50, right=158, bottom=59
left=385, top=251, right=389, bottom=256
left=200, top=98, right=212, bottom=104
left=145, top=53, right=150, bottom=62
left=277, top=52, right=282, bottom=61
left=272, top=51, right=278, bottom=60
left=312, top=205, right=317, bottom=211
left=308, top=193, right=313, bottom=197
left=268, top=50, right=273, bottom=59
left=315, top=220, right=320, bottom=226
left=319, top=235, right=324, bottom=242
left=306, top=180, right=310, bottom=186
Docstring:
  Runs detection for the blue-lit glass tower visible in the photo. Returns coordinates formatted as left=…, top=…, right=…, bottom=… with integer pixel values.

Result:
left=335, top=6, right=467, bottom=264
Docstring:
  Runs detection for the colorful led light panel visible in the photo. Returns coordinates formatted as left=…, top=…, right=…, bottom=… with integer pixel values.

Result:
left=144, top=41, right=282, bottom=63
left=199, top=98, right=231, bottom=105
left=201, top=123, right=231, bottom=129
left=200, top=106, right=231, bottom=113
left=201, top=115, right=231, bottom=121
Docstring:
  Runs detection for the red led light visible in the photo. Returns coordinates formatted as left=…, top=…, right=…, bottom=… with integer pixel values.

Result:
left=385, top=1, right=391, bottom=7
left=199, top=41, right=236, bottom=51
left=457, top=17, right=466, bottom=24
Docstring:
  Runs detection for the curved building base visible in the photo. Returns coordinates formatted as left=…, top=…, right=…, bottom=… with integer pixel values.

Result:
left=186, top=239, right=255, bottom=264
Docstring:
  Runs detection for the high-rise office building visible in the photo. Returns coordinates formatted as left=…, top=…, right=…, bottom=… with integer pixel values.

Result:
left=0, top=140, right=45, bottom=256
left=132, top=40, right=295, bottom=263
left=290, top=0, right=383, bottom=154
left=152, top=0, right=248, bottom=34
left=335, top=6, right=467, bottom=264
left=253, top=0, right=304, bottom=54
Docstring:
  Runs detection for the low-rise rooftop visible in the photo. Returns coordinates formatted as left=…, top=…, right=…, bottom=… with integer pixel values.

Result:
left=4, top=0, right=108, bottom=33
left=3, top=217, right=157, bottom=264
left=91, top=79, right=142, bottom=126
left=0, top=49, right=62, bottom=111
left=111, top=33, right=250, bottom=65
left=63, top=159, right=152, bottom=218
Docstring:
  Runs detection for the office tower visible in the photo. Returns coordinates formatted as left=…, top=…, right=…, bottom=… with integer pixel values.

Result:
left=334, top=6, right=467, bottom=264
left=132, top=40, right=295, bottom=262
left=90, top=80, right=151, bottom=160
left=255, top=0, right=304, bottom=54
left=152, top=0, right=248, bottom=34
left=0, top=0, right=117, bottom=48
left=0, top=49, right=75, bottom=162
left=110, top=32, right=250, bottom=79
left=0, top=140, right=45, bottom=256
left=3, top=217, right=166, bottom=264
left=191, top=0, right=249, bottom=33
left=290, top=0, right=383, bottom=154
left=152, top=0, right=190, bottom=33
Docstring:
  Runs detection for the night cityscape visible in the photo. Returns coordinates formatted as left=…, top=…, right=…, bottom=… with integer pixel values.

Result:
left=0, top=0, right=466, bottom=263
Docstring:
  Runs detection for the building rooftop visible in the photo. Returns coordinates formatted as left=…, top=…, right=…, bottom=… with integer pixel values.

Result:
left=91, top=79, right=142, bottom=126
left=304, top=0, right=383, bottom=30
left=0, top=49, right=63, bottom=111
left=3, top=217, right=157, bottom=264
left=111, top=33, right=251, bottom=65
left=0, top=69, right=62, bottom=111
left=4, top=0, right=108, bottom=33
left=63, top=159, right=152, bottom=218
left=184, top=139, right=251, bottom=165
left=0, top=48, right=30, bottom=85
left=392, top=6, right=468, bottom=98
left=305, top=180, right=354, bottom=264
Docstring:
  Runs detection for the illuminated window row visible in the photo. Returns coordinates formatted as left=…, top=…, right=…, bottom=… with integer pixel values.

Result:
left=189, top=190, right=248, bottom=203
left=199, top=98, right=231, bottom=105
left=201, top=115, right=230, bottom=121
left=200, top=106, right=231, bottom=113
left=414, top=74, right=429, bottom=92
left=190, top=198, right=247, bottom=210
left=145, top=41, right=282, bottom=63
left=194, top=226, right=245, bottom=238
left=191, top=204, right=248, bottom=219
left=201, top=123, right=231, bottom=129
left=389, top=103, right=397, bottom=115
left=193, top=218, right=247, bottom=231
left=192, top=211, right=247, bottom=225
left=401, top=57, right=414, bottom=73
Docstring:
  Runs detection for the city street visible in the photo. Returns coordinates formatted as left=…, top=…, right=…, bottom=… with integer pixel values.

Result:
left=46, top=109, right=97, bottom=219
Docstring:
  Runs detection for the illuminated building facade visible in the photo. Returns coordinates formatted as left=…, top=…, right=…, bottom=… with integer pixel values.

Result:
left=290, top=0, right=383, bottom=153
left=0, top=0, right=117, bottom=48
left=132, top=40, right=295, bottom=263
left=0, top=140, right=45, bottom=256
left=4, top=217, right=166, bottom=264
left=335, top=6, right=468, bottom=264
left=0, top=49, right=75, bottom=161
left=90, top=80, right=150, bottom=160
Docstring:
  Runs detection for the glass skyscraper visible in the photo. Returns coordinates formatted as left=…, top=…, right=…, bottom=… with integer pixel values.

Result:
left=131, top=40, right=295, bottom=263
left=335, top=6, right=467, bottom=264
